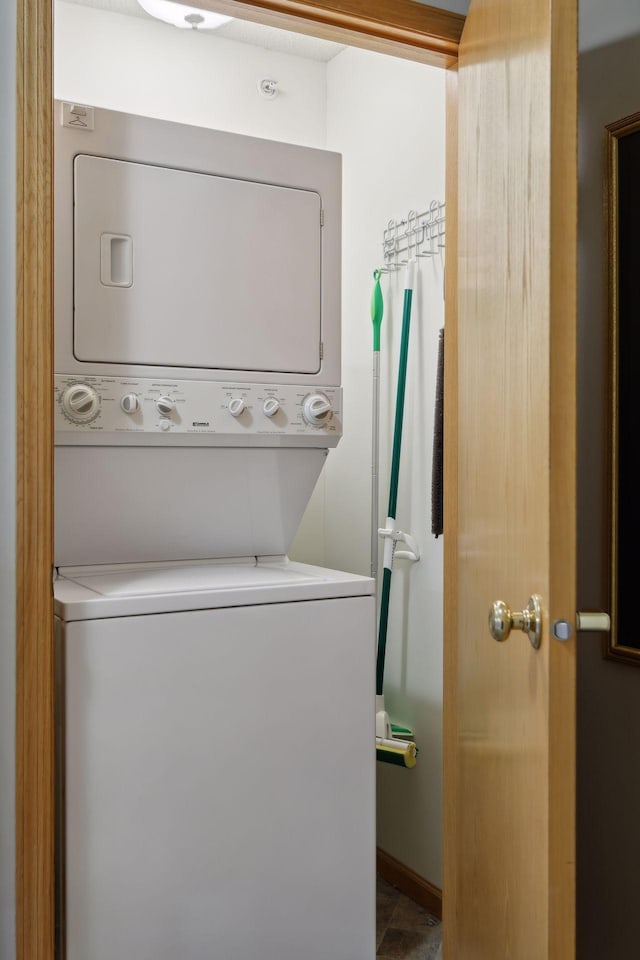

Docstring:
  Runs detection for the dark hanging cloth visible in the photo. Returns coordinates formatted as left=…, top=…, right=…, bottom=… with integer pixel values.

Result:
left=431, top=328, right=444, bottom=538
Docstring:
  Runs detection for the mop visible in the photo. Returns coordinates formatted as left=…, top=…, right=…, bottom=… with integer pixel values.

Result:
left=373, top=264, right=419, bottom=770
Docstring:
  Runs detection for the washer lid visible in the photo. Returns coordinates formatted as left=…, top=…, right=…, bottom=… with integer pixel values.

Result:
left=54, top=559, right=374, bottom=621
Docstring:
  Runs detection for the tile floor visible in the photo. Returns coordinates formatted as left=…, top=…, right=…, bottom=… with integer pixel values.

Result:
left=376, top=877, right=442, bottom=959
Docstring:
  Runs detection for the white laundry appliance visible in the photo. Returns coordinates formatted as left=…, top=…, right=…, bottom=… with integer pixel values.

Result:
left=54, top=103, right=375, bottom=960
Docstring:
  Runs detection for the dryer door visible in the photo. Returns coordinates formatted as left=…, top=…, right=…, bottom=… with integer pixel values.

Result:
left=73, top=156, right=322, bottom=375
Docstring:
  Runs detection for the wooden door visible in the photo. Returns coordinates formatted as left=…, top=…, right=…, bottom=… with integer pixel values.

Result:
left=443, top=0, right=577, bottom=957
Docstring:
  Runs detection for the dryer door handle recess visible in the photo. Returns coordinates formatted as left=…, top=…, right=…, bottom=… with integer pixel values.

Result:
left=100, top=234, right=133, bottom=288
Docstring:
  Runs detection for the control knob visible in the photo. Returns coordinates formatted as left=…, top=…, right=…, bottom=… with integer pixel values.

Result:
left=61, top=383, right=100, bottom=423
left=262, top=397, right=280, bottom=418
left=120, top=393, right=140, bottom=414
left=228, top=398, right=246, bottom=418
left=302, top=392, right=332, bottom=427
left=156, top=396, right=175, bottom=416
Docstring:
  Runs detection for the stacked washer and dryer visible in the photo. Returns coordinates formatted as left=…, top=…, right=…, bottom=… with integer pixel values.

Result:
left=53, top=104, right=375, bottom=960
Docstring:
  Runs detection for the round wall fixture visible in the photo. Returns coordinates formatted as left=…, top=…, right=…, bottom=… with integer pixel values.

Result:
left=137, top=0, right=233, bottom=30
left=258, top=79, right=279, bottom=99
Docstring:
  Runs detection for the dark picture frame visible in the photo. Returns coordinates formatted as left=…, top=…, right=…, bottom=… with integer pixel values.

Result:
left=606, top=110, right=640, bottom=665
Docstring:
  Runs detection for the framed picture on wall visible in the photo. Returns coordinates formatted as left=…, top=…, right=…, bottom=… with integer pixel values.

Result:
left=606, top=109, right=640, bottom=665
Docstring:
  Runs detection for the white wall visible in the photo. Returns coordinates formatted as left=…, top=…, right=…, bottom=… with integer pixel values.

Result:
left=0, top=0, right=16, bottom=955
left=54, top=6, right=446, bottom=890
left=54, top=1, right=326, bottom=148
left=325, top=48, right=445, bottom=887
left=580, top=0, right=640, bottom=51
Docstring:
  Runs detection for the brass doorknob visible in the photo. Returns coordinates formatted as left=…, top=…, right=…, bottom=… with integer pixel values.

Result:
left=488, top=595, right=542, bottom=649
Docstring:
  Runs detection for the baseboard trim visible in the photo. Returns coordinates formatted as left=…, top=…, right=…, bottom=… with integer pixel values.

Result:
left=376, top=848, right=443, bottom=919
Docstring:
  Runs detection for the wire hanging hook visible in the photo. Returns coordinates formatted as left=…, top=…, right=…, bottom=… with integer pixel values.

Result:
left=381, top=203, right=445, bottom=270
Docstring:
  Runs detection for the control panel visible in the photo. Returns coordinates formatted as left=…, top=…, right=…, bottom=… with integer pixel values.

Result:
left=54, top=376, right=342, bottom=447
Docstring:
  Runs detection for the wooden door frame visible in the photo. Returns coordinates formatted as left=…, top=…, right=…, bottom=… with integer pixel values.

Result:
left=16, top=1, right=55, bottom=958
left=15, top=2, right=463, bottom=957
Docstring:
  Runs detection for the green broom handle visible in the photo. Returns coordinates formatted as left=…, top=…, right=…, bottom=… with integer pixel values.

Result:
left=387, top=285, right=413, bottom=519
left=377, top=568, right=393, bottom=695
left=376, top=265, right=414, bottom=695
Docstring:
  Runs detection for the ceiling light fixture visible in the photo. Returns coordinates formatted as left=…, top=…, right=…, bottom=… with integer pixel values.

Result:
left=137, top=0, right=233, bottom=31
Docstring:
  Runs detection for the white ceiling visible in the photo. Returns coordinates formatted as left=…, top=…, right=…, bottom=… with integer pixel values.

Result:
left=58, top=0, right=348, bottom=61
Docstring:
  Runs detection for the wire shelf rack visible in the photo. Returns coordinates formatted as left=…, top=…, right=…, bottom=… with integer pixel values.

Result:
left=380, top=201, right=445, bottom=273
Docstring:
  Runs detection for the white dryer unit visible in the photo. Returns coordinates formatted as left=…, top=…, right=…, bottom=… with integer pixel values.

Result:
left=54, top=103, right=344, bottom=567
left=55, top=560, right=376, bottom=960
left=55, top=102, right=341, bottom=386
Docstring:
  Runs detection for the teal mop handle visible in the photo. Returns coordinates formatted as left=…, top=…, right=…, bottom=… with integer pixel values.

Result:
left=387, top=284, right=413, bottom=520
left=377, top=567, right=393, bottom=695
left=376, top=262, right=415, bottom=696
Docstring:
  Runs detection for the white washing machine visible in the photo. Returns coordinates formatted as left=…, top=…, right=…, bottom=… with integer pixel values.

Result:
left=55, top=559, right=375, bottom=960
left=53, top=105, right=376, bottom=958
